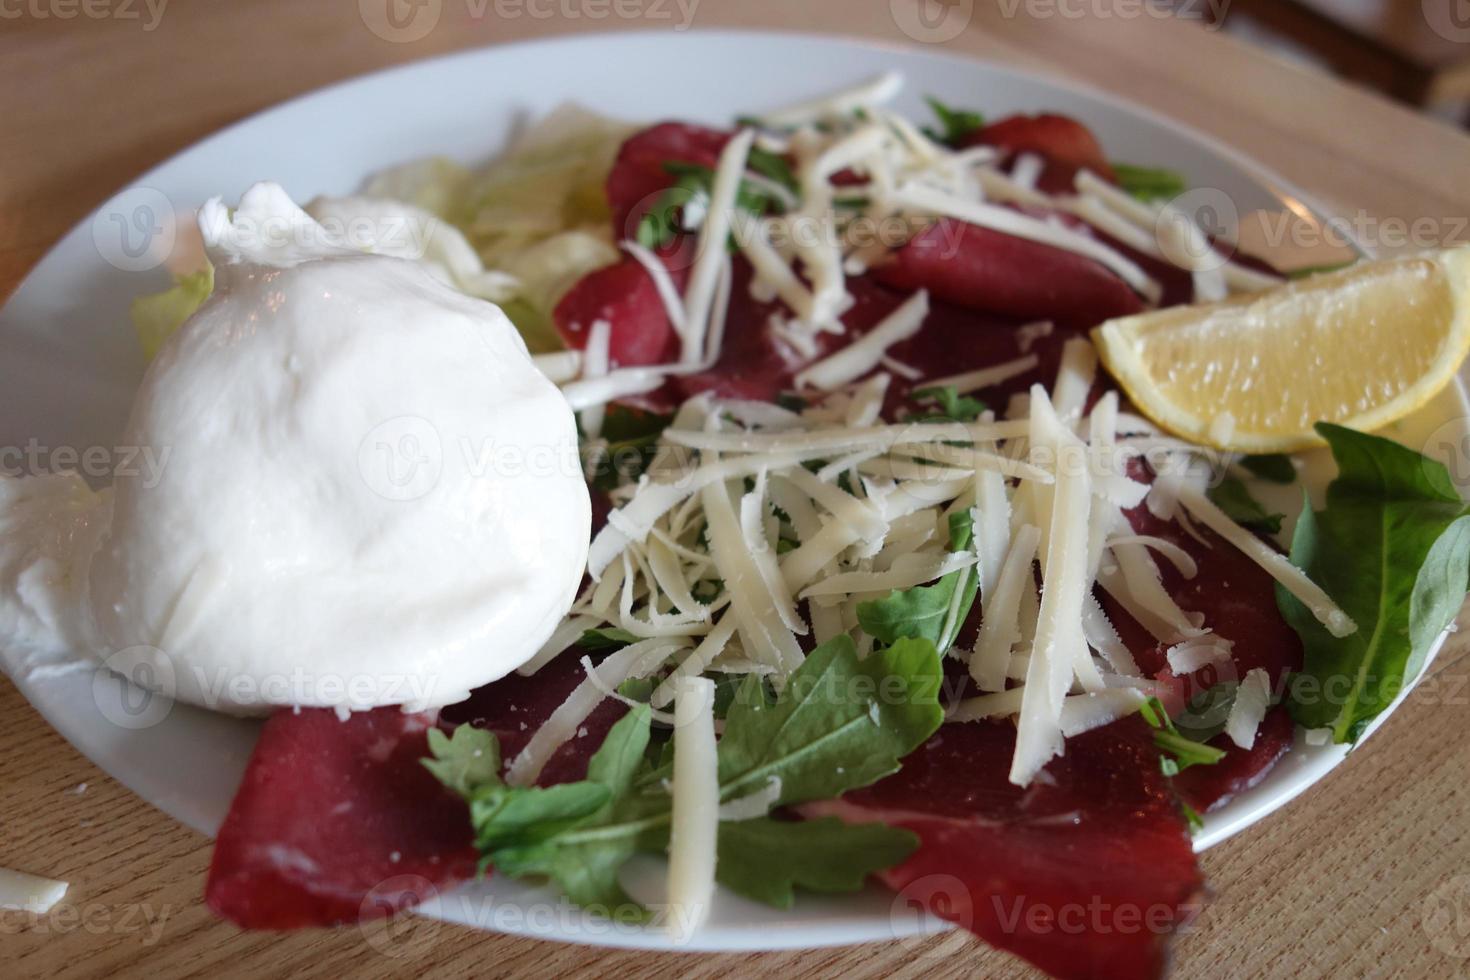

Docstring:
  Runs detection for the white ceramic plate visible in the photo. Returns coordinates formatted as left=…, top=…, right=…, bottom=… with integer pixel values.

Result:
left=3, top=29, right=1465, bottom=952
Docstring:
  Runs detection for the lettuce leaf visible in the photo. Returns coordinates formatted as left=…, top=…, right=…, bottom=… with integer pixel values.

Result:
left=129, top=265, right=213, bottom=358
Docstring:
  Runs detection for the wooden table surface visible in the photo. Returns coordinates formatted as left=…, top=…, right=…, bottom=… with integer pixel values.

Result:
left=4, top=2, right=1470, bottom=978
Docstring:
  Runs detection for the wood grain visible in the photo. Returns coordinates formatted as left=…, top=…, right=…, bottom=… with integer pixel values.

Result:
left=4, top=2, right=1470, bottom=978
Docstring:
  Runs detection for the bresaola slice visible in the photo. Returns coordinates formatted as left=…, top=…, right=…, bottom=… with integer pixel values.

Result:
left=206, top=708, right=477, bottom=929
left=604, top=121, right=731, bottom=238
left=1100, top=460, right=1304, bottom=811
left=871, top=217, right=1146, bottom=327
left=802, top=717, right=1204, bottom=980
left=963, top=113, right=1116, bottom=194
left=553, top=250, right=688, bottom=368
left=207, top=654, right=627, bottom=929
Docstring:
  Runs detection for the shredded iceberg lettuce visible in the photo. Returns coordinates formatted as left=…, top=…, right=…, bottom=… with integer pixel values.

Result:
left=130, top=265, right=214, bottom=358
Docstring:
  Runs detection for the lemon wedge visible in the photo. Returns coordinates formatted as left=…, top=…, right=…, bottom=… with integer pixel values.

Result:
left=1092, top=247, right=1470, bottom=452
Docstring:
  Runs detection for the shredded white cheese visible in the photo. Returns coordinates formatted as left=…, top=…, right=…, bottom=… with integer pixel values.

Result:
left=666, top=675, right=719, bottom=943
left=1226, top=668, right=1273, bottom=750
left=0, top=868, right=68, bottom=913
left=795, top=290, right=929, bottom=390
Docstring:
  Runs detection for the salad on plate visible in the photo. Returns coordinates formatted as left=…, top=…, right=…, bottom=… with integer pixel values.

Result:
left=4, top=69, right=1470, bottom=980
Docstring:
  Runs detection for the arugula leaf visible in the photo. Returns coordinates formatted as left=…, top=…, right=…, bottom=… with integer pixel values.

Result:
left=911, top=385, right=987, bottom=422
left=921, top=95, right=985, bottom=145
left=746, top=146, right=799, bottom=196
left=635, top=173, right=708, bottom=250
left=586, top=406, right=672, bottom=492
left=1208, top=476, right=1284, bottom=535
left=637, top=160, right=793, bottom=251
left=1139, top=697, right=1226, bottom=776
left=1280, top=423, right=1470, bottom=742
left=714, top=817, right=918, bottom=908
left=1112, top=163, right=1187, bottom=202
left=425, top=637, right=944, bottom=918
left=713, top=636, right=944, bottom=804
left=423, top=725, right=500, bottom=797
left=857, top=511, right=978, bottom=651
left=1239, top=453, right=1296, bottom=484
left=1173, top=682, right=1239, bottom=743
left=579, top=626, right=639, bottom=651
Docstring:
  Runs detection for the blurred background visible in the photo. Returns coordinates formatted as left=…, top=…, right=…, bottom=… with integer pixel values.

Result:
left=1188, top=0, right=1470, bottom=128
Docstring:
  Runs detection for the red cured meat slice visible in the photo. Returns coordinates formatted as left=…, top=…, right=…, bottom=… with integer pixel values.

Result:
left=871, top=217, right=1146, bottom=327
left=206, top=708, right=477, bottom=929
left=1098, top=460, right=1304, bottom=810
left=207, top=654, right=624, bottom=929
left=963, top=113, right=1116, bottom=194
left=802, top=717, right=1204, bottom=980
left=1172, top=706, right=1296, bottom=814
left=604, top=122, right=731, bottom=239
left=553, top=251, right=688, bottom=368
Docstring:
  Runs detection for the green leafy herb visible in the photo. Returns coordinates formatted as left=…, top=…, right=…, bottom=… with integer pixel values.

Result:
left=715, top=817, right=917, bottom=909
left=1173, top=682, right=1239, bottom=743
left=637, top=160, right=794, bottom=251
left=746, top=146, right=800, bottom=196
left=579, top=626, right=639, bottom=651
left=921, top=95, right=985, bottom=145
left=1112, top=163, right=1188, bottom=202
left=1279, top=422, right=1470, bottom=743
left=1208, top=476, right=1284, bottom=535
left=1285, top=261, right=1356, bottom=280
left=423, top=725, right=501, bottom=798
left=911, top=385, right=988, bottom=423
left=425, top=636, right=943, bottom=917
left=857, top=511, right=978, bottom=651
left=586, top=406, right=672, bottom=492
left=1239, top=453, right=1296, bottom=484
left=1180, top=802, right=1205, bottom=835
left=635, top=173, right=709, bottom=250
left=1139, top=697, right=1227, bottom=776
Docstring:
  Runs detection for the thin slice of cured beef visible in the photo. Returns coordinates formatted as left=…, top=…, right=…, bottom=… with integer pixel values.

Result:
left=206, top=653, right=626, bottom=928
left=803, top=716, right=1204, bottom=980
left=870, top=217, right=1145, bottom=327
left=604, top=122, right=731, bottom=239
left=961, top=113, right=1116, bottom=194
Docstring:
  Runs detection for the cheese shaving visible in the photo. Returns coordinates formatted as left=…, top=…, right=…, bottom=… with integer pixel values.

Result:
left=666, top=675, right=719, bottom=943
